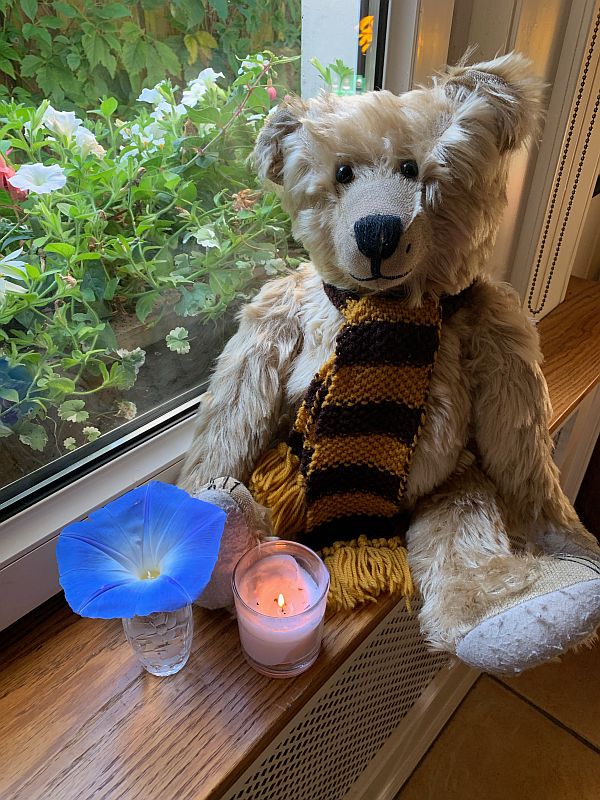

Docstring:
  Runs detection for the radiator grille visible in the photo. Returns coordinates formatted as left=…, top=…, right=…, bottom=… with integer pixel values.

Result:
left=225, top=601, right=448, bottom=800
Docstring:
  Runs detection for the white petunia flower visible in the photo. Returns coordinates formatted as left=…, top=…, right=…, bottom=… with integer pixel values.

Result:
left=120, top=122, right=165, bottom=148
left=8, top=163, right=67, bottom=195
left=151, top=100, right=186, bottom=121
left=75, top=127, right=106, bottom=158
left=0, top=248, right=27, bottom=275
left=42, top=105, right=82, bottom=140
left=239, top=53, right=267, bottom=74
left=137, top=87, right=163, bottom=104
left=181, top=67, right=224, bottom=107
left=0, top=249, right=27, bottom=297
left=0, top=275, right=27, bottom=301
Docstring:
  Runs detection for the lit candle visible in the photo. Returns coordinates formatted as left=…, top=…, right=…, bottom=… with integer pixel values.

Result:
left=232, top=542, right=329, bottom=678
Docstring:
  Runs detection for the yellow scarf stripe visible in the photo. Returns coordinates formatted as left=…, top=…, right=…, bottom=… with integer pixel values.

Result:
left=307, top=491, right=399, bottom=529
left=323, top=363, right=432, bottom=408
left=307, top=434, right=412, bottom=476
left=343, top=294, right=441, bottom=325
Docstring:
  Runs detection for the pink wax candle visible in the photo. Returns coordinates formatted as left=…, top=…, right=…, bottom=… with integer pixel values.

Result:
left=232, top=541, right=329, bottom=678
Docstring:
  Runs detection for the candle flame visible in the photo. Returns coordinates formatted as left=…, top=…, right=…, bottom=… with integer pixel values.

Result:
left=277, top=593, right=285, bottom=608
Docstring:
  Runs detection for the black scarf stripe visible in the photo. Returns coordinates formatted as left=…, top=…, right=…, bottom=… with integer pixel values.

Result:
left=303, top=514, right=405, bottom=550
left=334, top=321, right=441, bottom=367
left=315, top=401, right=423, bottom=442
left=304, top=463, right=402, bottom=504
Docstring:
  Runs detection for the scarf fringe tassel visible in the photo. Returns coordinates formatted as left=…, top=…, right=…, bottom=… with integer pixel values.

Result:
left=249, top=442, right=307, bottom=537
left=323, top=535, right=414, bottom=612
left=250, top=443, right=414, bottom=612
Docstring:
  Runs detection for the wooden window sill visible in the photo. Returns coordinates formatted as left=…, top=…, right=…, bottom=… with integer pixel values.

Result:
left=1, top=278, right=599, bottom=800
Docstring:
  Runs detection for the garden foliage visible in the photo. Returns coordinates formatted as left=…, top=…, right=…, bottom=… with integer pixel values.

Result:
left=0, top=52, right=300, bottom=458
left=0, top=0, right=300, bottom=109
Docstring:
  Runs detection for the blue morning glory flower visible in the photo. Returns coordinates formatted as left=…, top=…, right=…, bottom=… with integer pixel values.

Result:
left=56, top=481, right=226, bottom=619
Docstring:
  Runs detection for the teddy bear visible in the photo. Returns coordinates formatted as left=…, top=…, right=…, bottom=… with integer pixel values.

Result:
left=179, top=52, right=600, bottom=675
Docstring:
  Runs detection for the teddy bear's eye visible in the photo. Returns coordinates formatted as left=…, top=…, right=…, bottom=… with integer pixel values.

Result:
left=400, top=160, right=419, bottom=179
left=335, top=165, right=354, bottom=184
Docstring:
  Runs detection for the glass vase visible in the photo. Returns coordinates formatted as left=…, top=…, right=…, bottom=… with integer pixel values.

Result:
left=122, top=605, right=193, bottom=676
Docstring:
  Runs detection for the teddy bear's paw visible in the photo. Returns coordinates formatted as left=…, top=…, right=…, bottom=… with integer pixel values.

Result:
left=190, top=476, right=272, bottom=610
left=455, top=555, right=600, bottom=674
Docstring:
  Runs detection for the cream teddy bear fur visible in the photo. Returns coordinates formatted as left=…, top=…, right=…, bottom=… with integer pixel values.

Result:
left=180, top=53, right=600, bottom=673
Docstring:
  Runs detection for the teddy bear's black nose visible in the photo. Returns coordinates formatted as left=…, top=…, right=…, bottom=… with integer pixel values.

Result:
left=354, top=214, right=404, bottom=264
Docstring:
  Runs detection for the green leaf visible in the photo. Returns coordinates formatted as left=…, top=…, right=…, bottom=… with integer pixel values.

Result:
left=103, top=277, right=119, bottom=301
left=175, top=283, right=209, bottom=317
left=0, top=58, right=15, bottom=79
left=21, top=0, right=38, bottom=21
left=20, top=55, right=44, bottom=78
left=66, top=51, right=81, bottom=71
left=80, top=266, right=106, bottom=302
left=0, top=421, right=12, bottom=438
left=18, top=422, right=47, bottom=452
left=84, top=33, right=117, bottom=78
left=53, top=1, right=78, bottom=18
left=100, top=96, right=118, bottom=117
left=0, top=387, right=19, bottom=403
left=171, top=0, right=205, bottom=27
left=82, top=425, right=101, bottom=441
left=39, top=15, right=65, bottom=29
left=208, top=0, right=228, bottom=21
left=0, top=40, right=19, bottom=61
left=46, top=376, right=76, bottom=395
left=153, top=40, right=180, bottom=76
left=45, top=242, right=76, bottom=259
left=22, top=23, right=52, bottom=47
left=96, top=3, right=131, bottom=19
left=247, top=86, right=270, bottom=111
left=73, top=252, right=101, bottom=262
left=165, top=326, right=190, bottom=354
left=122, top=38, right=146, bottom=75
left=58, top=399, right=89, bottom=423
left=195, top=30, right=218, bottom=49
left=135, top=291, right=159, bottom=323
left=188, top=106, right=221, bottom=125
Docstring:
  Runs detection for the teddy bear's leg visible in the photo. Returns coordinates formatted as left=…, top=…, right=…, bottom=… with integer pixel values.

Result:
left=188, top=477, right=273, bottom=610
left=407, top=462, right=600, bottom=674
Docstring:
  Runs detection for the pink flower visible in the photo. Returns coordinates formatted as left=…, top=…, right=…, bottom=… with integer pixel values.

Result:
left=267, top=86, right=277, bottom=102
left=0, top=153, right=27, bottom=201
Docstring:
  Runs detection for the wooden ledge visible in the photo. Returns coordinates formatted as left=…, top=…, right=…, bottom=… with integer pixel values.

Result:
left=540, top=277, right=600, bottom=433
left=1, top=278, right=600, bottom=800
left=0, top=592, right=400, bottom=800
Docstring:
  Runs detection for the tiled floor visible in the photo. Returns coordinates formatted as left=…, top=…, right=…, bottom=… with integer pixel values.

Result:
left=396, top=644, right=600, bottom=799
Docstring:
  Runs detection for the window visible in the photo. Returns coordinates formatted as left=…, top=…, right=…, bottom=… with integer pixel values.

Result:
left=0, top=1, right=306, bottom=514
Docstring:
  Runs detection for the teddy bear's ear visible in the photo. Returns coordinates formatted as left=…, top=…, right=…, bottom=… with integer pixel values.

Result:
left=252, top=99, right=306, bottom=184
left=443, top=52, right=545, bottom=153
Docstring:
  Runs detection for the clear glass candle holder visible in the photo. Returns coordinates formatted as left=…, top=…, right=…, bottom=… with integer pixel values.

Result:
left=232, top=541, right=329, bottom=678
left=122, top=605, right=193, bottom=676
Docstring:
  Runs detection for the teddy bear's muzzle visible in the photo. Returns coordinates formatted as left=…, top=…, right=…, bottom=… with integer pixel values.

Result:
left=353, top=214, right=405, bottom=279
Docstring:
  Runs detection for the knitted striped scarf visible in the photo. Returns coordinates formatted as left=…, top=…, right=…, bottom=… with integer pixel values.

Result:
left=250, top=283, right=468, bottom=610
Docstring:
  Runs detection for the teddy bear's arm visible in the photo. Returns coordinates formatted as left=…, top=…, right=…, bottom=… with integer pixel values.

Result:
left=178, top=270, right=303, bottom=493
left=468, top=281, right=578, bottom=529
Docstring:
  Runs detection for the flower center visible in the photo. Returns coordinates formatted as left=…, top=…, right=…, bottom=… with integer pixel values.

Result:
left=142, top=568, right=160, bottom=580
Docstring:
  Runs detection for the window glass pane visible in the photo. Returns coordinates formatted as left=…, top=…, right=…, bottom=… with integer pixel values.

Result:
left=0, top=1, right=305, bottom=503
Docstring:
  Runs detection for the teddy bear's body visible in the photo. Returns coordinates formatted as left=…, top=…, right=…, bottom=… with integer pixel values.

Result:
left=180, top=53, right=600, bottom=674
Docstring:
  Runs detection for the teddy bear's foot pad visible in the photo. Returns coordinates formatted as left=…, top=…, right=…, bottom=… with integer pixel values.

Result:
left=456, top=556, right=600, bottom=674
left=190, top=476, right=271, bottom=610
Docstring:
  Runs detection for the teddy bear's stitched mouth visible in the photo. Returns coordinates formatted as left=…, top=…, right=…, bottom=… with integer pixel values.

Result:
left=350, top=270, right=411, bottom=282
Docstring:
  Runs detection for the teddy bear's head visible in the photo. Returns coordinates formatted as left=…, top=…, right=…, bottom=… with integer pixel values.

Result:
left=253, top=52, right=543, bottom=301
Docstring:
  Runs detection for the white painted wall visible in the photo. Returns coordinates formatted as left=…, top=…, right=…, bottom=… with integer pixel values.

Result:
left=301, top=0, right=362, bottom=99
